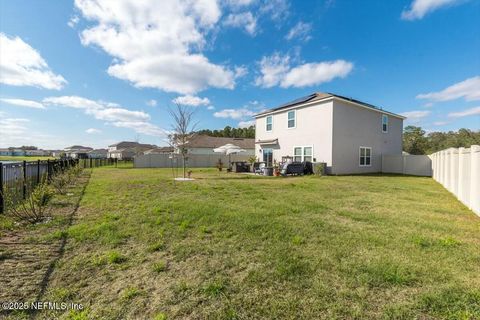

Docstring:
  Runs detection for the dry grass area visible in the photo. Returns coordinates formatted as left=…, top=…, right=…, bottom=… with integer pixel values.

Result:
left=1, top=167, right=479, bottom=319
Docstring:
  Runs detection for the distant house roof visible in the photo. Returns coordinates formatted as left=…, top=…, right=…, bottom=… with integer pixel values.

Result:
left=255, top=92, right=405, bottom=119
left=88, top=149, right=108, bottom=154
left=184, top=135, right=255, bottom=149
left=144, top=147, right=174, bottom=154
left=108, top=141, right=156, bottom=149
left=65, top=145, right=93, bottom=151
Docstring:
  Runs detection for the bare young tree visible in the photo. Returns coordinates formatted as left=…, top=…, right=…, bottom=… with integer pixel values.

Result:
left=169, top=104, right=198, bottom=178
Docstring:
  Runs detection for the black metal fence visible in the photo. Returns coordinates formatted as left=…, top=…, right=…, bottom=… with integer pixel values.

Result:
left=0, top=158, right=117, bottom=214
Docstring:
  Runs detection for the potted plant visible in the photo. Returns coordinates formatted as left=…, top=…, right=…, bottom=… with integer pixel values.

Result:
left=273, top=159, right=281, bottom=176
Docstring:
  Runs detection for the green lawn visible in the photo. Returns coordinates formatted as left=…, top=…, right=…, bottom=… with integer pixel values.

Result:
left=0, top=156, right=55, bottom=161
left=2, top=168, right=480, bottom=319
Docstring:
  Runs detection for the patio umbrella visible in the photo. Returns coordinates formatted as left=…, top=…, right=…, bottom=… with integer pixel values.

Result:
left=213, top=144, right=246, bottom=169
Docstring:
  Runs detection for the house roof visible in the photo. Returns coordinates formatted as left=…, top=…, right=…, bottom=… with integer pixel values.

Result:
left=108, top=141, right=156, bottom=149
left=88, top=149, right=108, bottom=154
left=65, top=145, right=93, bottom=151
left=254, top=92, right=405, bottom=119
left=184, top=135, right=255, bottom=149
left=144, top=147, right=174, bottom=154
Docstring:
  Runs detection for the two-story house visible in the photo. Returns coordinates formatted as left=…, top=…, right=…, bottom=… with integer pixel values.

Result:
left=254, top=92, right=405, bottom=174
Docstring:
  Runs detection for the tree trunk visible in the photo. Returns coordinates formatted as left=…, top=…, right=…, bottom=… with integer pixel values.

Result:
left=183, top=154, right=186, bottom=178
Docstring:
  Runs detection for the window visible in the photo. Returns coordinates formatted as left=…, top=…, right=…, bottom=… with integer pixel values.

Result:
left=266, top=116, right=273, bottom=131
left=303, top=147, right=312, bottom=162
left=293, top=146, right=313, bottom=162
left=287, top=110, right=296, bottom=128
left=382, top=114, right=388, bottom=133
left=294, top=147, right=302, bottom=162
left=263, top=148, right=273, bottom=166
left=359, top=147, right=372, bottom=166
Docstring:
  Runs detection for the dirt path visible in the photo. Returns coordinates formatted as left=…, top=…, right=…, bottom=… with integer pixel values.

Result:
left=0, top=171, right=91, bottom=317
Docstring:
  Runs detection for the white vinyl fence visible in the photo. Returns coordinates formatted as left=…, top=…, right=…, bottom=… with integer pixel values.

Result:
left=134, top=153, right=251, bottom=168
left=382, top=154, right=432, bottom=176
left=430, top=145, right=480, bottom=216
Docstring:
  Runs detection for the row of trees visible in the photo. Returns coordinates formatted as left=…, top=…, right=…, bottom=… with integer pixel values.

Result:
left=196, top=125, right=255, bottom=138
left=403, top=126, right=480, bottom=155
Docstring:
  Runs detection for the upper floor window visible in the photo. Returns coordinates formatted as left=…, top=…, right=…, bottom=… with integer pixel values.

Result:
left=382, top=115, right=388, bottom=133
left=266, top=115, right=273, bottom=131
left=359, top=147, right=372, bottom=166
left=287, top=110, right=296, bottom=128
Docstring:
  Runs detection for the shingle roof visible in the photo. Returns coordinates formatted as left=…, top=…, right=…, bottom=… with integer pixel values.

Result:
left=184, top=135, right=254, bottom=149
left=108, top=141, right=156, bottom=149
left=255, top=92, right=405, bottom=119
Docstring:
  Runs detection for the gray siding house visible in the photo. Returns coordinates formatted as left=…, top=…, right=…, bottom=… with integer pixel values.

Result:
left=254, top=92, right=405, bottom=174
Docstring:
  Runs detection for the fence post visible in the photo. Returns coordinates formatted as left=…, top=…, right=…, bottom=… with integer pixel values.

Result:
left=470, top=145, right=480, bottom=215
left=37, top=160, right=40, bottom=184
left=47, top=159, right=51, bottom=182
left=0, top=162, right=3, bottom=214
left=22, top=160, right=27, bottom=199
left=90, top=158, right=92, bottom=168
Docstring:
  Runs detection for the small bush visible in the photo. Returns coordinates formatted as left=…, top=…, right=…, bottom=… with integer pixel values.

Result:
left=2, top=181, right=55, bottom=224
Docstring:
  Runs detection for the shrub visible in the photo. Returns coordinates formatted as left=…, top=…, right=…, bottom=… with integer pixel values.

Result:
left=2, top=181, right=55, bottom=224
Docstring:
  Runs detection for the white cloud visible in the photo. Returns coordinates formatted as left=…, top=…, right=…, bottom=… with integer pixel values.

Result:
left=172, top=95, right=210, bottom=106
left=44, top=95, right=166, bottom=137
left=207, top=105, right=215, bottom=110
left=448, top=106, right=480, bottom=118
left=285, top=21, right=312, bottom=41
left=1, top=98, right=45, bottom=109
left=146, top=99, right=157, bottom=107
left=255, top=53, right=353, bottom=88
left=433, top=121, right=449, bottom=126
left=255, top=53, right=291, bottom=88
left=417, top=76, right=480, bottom=102
left=234, top=66, right=248, bottom=78
left=401, top=110, right=431, bottom=123
left=68, top=15, right=80, bottom=28
left=86, top=128, right=102, bottom=134
left=238, top=120, right=255, bottom=128
left=214, top=108, right=255, bottom=120
left=0, top=33, right=67, bottom=90
left=259, top=0, right=290, bottom=22
left=0, top=118, right=29, bottom=135
left=401, top=0, right=463, bottom=20
left=224, top=12, right=257, bottom=35
left=75, top=0, right=235, bottom=94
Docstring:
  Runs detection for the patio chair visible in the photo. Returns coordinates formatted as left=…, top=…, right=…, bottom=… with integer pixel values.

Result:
left=254, top=162, right=266, bottom=175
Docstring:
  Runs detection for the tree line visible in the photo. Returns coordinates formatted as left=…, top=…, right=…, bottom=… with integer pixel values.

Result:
left=196, top=125, right=255, bottom=138
left=403, top=126, right=480, bottom=155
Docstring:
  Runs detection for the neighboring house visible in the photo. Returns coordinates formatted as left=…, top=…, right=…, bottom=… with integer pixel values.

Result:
left=64, top=145, right=93, bottom=159
left=25, top=149, right=51, bottom=156
left=0, top=148, right=11, bottom=156
left=178, top=135, right=255, bottom=156
left=88, top=149, right=108, bottom=158
left=108, top=141, right=156, bottom=159
left=254, top=92, right=405, bottom=174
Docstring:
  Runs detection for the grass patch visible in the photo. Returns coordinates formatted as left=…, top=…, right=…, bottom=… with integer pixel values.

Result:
left=153, top=260, right=167, bottom=273
left=14, top=168, right=479, bottom=319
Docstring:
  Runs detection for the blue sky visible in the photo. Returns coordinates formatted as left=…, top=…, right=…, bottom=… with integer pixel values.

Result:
left=0, top=0, right=479, bottom=149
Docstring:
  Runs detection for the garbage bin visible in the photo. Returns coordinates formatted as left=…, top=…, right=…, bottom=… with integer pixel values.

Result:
left=263, top=167, right=274, bottom=176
